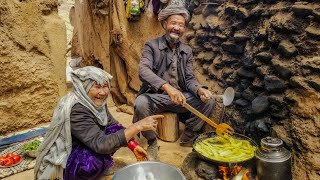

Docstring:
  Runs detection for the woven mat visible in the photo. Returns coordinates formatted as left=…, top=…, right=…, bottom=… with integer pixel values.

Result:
left=0, top=141, right=36, bottom=178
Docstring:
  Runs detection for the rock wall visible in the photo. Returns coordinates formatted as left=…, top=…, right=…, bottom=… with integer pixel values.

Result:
left=70, top=0, right=319, bottom=179
left=186, top=1, right=320, bottom=179
left=0, top=0, right=67, bottom=134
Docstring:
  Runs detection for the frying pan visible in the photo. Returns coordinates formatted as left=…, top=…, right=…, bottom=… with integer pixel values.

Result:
left=192, top=131, right=257, bottom=166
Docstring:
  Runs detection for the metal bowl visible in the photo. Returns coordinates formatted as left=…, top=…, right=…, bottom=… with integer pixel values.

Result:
left=112, top=161, right=186, bottom=180
left=23, top=149, right=38, bottom=158
left=21, top=138, right=42, bottom=158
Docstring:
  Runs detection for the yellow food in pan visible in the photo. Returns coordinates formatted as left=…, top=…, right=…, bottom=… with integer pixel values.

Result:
left=194, top=136, right=256, bottom=162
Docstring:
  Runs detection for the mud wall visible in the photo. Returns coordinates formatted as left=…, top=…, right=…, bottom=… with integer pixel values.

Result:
left=70, top=0, right=163, bottom=112
left=0, top=0, right=67, bottom=134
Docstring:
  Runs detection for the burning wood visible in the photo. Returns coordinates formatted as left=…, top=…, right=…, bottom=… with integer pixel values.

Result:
left=219, top=166, right=229, bottom=180
left=242, top=169, right=249, bottom=180
left=218, top=165, right=250, bottom=180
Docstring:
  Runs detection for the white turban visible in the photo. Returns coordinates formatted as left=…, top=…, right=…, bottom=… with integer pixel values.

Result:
left=158, top=5, right=190, bottom=23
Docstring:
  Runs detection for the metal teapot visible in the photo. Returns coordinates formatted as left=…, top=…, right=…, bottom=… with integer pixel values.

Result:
left=255, top=137, right=292, bottom=180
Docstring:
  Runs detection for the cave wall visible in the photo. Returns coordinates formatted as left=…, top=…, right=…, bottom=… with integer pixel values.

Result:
left=70, top=0, right=163, bottom=110
left=70, top=0, right=319, bottom=179
left=186, top=1, right=320, bottom=179
left=0, top=0, right=67, bottom=134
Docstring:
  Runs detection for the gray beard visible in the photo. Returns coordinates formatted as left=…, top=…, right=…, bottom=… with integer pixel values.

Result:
left=165, top=33, right=180, bottom=44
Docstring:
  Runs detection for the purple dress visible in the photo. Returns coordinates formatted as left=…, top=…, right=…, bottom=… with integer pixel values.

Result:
left=64, top=124, right=125, bottom=180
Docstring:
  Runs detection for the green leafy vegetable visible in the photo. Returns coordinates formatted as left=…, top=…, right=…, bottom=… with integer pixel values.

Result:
left=23, top=139, right=41, bottom=151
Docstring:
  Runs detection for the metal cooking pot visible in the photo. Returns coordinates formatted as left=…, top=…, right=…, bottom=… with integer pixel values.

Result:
left=255, top=137, right=292, bottom=180
left=192, top=131, right=257, bottom=166
left=112, top=161, right=186, bottom=180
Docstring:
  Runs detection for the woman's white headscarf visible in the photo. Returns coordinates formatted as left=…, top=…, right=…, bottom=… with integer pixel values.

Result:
left=34, top=66, right=112, bottom=180
left=72, top=66, right=113, bottom=126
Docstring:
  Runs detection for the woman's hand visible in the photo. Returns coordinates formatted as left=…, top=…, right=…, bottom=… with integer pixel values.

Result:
left=197, top=87, right=212, bottom=102
left=133, top=145, right=148, bottom=161
left=134, top=115, right=164, bottom=131
left=124, top=115, right=164, bottom=142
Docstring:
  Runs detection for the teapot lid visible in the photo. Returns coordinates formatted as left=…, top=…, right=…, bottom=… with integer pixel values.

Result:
left=255, top=137, right=291, bottom=162
left=261, top=137, right=283, bottom=150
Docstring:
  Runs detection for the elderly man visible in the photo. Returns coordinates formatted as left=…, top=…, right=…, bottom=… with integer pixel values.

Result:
left=133, top=5, right=215, bottom=160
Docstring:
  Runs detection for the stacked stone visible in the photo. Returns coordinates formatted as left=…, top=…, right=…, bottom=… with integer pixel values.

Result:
left=186, top=2, right=320, bottom=177
left=186, top=0, right=320, bottom=137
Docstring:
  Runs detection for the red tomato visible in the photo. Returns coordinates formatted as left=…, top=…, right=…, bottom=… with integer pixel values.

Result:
left=12, top=155, right=21, bottom=164
left=6, top=153, right=14, bottom=158
left=0, top=156, right=6, bottom=166
left=4, top=157, right=14, bottom=166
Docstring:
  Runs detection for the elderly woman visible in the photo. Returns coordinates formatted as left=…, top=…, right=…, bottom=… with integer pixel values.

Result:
left=34, top=66, right=163, bottom=180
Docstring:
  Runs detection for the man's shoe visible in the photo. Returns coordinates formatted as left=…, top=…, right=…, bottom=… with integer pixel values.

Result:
left=179, top=139, right=194, bottom=147
left=147, top=139, right=158, bottom=160
left=179, top=133, right=196, bottom=147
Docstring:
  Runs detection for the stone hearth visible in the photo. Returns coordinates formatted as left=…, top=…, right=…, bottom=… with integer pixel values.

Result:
left=181, top=152, right=256, bottom=180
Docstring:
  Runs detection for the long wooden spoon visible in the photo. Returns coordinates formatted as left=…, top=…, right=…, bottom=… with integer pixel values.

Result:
left=183, top=103, right=234, bottom=136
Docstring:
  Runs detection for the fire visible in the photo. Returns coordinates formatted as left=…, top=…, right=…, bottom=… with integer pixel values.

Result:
left=231, top=165, right=242, bottom=176
left=218, top=165, right=250, bottom=180
left=219, top=166, right=229, bottom=180
left=242, top=169, right=249, bottom=180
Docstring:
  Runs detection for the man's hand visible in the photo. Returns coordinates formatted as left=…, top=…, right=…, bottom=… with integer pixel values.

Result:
left=161, top=83, right=186, bottom=105
left=133, top=115, right=164, bottom=131
left=133, top=145, right=148, bottom=161
left=197, top=87, right=212, bottom=102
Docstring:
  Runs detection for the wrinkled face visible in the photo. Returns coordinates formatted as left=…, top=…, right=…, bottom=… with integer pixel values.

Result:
left=87, top=82, right=109, bottom=107
left=163, top=14, right=186, bottom=44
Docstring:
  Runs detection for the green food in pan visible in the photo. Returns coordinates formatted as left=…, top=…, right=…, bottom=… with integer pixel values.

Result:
left=194, top=135, right=256, bottom=162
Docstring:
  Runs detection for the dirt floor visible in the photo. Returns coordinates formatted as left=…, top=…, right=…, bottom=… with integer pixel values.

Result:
left=2, top=105, right=192, bottom=180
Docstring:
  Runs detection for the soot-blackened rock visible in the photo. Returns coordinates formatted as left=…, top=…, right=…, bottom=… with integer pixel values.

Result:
left=268, top=94, right=285, bottom=106
left=221, top=55, right=239, bottom=65
left=252, top=78, right=264, bottom=90
left=238, top=78, right=251, bottom=90
left=235, top=98, right=250, bottom=107
left=222, top=41, right=245, bottom=54
left=234, top=32, right=250, bottom=42
left=301, top=56, right=320, bottom=73
left=242, top=57, right=257, bottom=69
left=307, top=78, right=320, bottom=92
left=242, top=88, right=256, bottom=101
left=289, top=76, right=309, bottom=89
left=237, top=67, right=256, bottom=79
left=202, top=4, right=219, bottom=17
left=271, top=59, right=293, bottom=79
left=305, top=26, right=320, bottom=37
left=292, top=4, right=314, bottom=16
left=264, top=75, right=286, bottom=92
left=256, top=52, right=272, bottom=62
left=313, top=8, right=320, bottom=20
left=270, top=109, right=289, bottom=119
left=278, top=40, right=298, bottom=57
left=196, top=161, right=218, bottom=180
left=254, top=118, right=269, bottom=132
left=256, top=65, right=271, bottom=77
left=252, top=95, right=269, bottom=114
